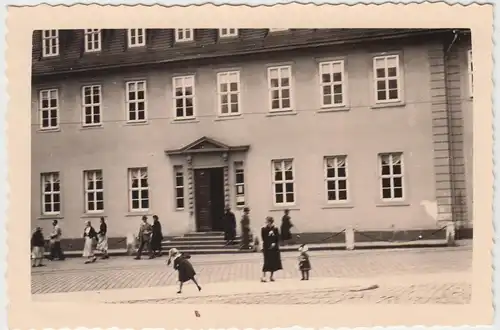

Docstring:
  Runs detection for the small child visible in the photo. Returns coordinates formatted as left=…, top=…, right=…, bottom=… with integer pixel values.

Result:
left=167, top=248, right=202, bottom=294
left=298, top=244, right=311, bottom=280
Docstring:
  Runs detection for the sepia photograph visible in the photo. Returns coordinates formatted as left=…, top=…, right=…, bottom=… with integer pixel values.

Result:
left=30, top=26, right=475, bottom=304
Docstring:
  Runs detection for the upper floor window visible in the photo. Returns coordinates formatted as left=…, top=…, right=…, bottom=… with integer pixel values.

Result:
left=272, top=159, right=295, bottom=206
left=126, top=81, right=147, bottom=123
left=41, top=172, right=61, bottom=215
left=319, top=60, right=346, bottom=107
left=41, top=30, right=59, bottom=57
left=379, top=153, right=404, bottom=201
left=373, top=55, right=401, bottom=103
left=128, top=29, right=146, bottom=47
left=128, top=167, right=149, bottom=211
left=82, top=85, right=102, bottom=126
left=84, top=29, right=101, bottom=52
left=268, top=66, right=292, bottom=112
left=173, top=75, right=195, bottom=119
left=84, top=170, right=104, bottom=213
left=219, top=29, right=238, bottom=38
left=175, top=29, right=193, bottom=42
left=217, top=71, right=240, bottom=116
left=467, top=49, right=473, bottom=98
left=324, top=156, right=348, bottom=202
left=39, top=89, right=59, bottom=130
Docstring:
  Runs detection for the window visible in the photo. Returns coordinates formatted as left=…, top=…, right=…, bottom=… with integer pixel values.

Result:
left=467, top=49, right=473, bottom=97
left=128, top=168, right=149, bottom=211
left=82, top=85, right=102, bottom=126
left=175, top=29, right=193, bottom=42
left=272, top=159, right=295, bottom=205
left=173, top=76, right=195, bottom=119
left=268, top=66, right=292, bottom=112
left=41, top=30, right=59, bottom=57
left=219, top=28, right=238, bottom=38
left=379, top=153, right=404, bottom=200
left=128, top=29, right=146, bottom=47
left=39, top=89, right=59, bottom=130
left=84, top=170, right=104, bottom=213
left=217, top=71, right=240, bottom=116
left=84, top=29, right=101, bottom=52
left=41, top=172, right=61, bottom=215
left=234, top=162, right=245, bottom=208
left=126, top=81, right=147, bottom=122
left=174, top=166, right=185, bottom=210
left=269, top=28, right=289, bottom=32
left=373, top=55, right=400, bottom=103
left=325, top=156, right=348, bottom=202
left=319, top=61, right=345, bottom=107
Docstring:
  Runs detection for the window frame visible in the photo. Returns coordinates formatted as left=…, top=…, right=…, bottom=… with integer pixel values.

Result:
left=267, top=65, right=293, bottom=112
left=84, top=170, right=104, bottom=214
left=174, top=166, right=185, bottom=210
left=172, top=75, right=196, bottom=120
left=234, top=162, right=245, bottom=208
left=39, top=88, right=60, bottom=130
left=128, top=167, right=150, bottom=212
left=128, top=28, right=146, bottom=48
left=81, top=85, right=102, bottom=127
left=319, top=60, right=347, bottom=108
left=41, top=172, right=61, bottom=216
left=379, top=153, right=405, bottom=201
left=219, top=28, right=238, bottom=38
left=373, top=54, right=401, bottom=104
left=324, top=156, right=349, bottom=203
left=174, top=29, right=194, bottom=42
left=217, top=71, right=241, bottom=117
left=467, top=49, right=473, bottom=98
left=271, top=159, right=296, bottom=206
left=41, top=30, right=59, bottom=57
left=84, top=29, right=102, bottom=53
left=125, top=80, right=148, bottom=123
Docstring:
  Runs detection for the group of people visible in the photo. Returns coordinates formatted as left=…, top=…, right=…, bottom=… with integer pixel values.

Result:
left=30, top=219, right=66, bottom=267
left=134, top=215, right=164, bottom=259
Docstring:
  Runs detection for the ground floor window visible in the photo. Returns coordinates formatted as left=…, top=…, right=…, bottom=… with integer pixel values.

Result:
left=41, top=172, right=61, bottom=215
left=128, top=167, right=149, bottom=211
left=379, top=153, right=404, bottom=200
left=325, top=156, right=348, bottom=202
left=272, top=159, right=295, bottom=205
left=84, top=170, right=104, bottom=213
left=174, top=166, right=185, bottom=210
left=234, top=162, right=245, bottom=207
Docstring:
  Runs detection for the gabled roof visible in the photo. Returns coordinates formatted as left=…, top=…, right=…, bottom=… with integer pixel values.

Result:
left=165, top=136, right=250, bottom=155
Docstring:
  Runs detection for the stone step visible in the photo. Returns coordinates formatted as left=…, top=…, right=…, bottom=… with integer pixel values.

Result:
left=163, top=239, right=241, bottom=246
left=184, top=232, right=225, bottom=237
left=167, top=235, right=241, bottom=241
left=161, top=244, right=244, bottom=250
left=173, top=248, right=254, bottom=255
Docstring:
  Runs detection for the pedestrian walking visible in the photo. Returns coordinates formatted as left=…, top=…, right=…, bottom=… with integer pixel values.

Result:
left=96, top=217, right=109, bottom=259
left=260, top=216, right=283, bottom=282
left=167, top=248, right=202, bottom=294
left=151, top=215, right=163, bottom=257
left=82, top=220, right=98, bottom=264
left=223, top=205, right=236, bottom=245
left=48, top=220, right=64, bottom=261
left=31, top=227, right=46, bottom=267
left=240, top=207, right=251, bottom=250
left=280, top=209, right=294, bottom=245
left=134, top=215, right=153, bottom=260
left=298, top=244, right=311, bottom=280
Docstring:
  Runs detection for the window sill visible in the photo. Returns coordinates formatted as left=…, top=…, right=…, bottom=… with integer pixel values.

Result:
left=376, top=202, right=410, bottom=207
left=175, top=208, right=185, bottom=212
left=371, top=101, right=406, bottom=110
left=125, top=212, right=153, bottom=217
left=322, top=204, right=354, bottom=209
left=124, top=121, right=149, bottom=126
left=317, top=107, right=350, bottom=114
left=171, top=118, right=199, bottom=124
left=37, top=215, right=64, bottom=220
left=81, top=213, right=105, bottom=218
left=269, top=206, right=300, bottom=212
left=266, top=111, right=297, bottom=118
left=80, top=125, right=104, bottom=131
left=37, top=128, right=61, bottom=133
left=214, top=114, right=243, bottom=122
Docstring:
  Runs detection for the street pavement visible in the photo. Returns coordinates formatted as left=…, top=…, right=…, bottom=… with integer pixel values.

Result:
left=31, top=246, right=472, bottom=305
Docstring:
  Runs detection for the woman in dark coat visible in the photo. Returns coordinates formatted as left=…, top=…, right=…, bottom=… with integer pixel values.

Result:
left=280, top=209, right=293, bottom=244
left=240, top=207, right=251, bottom=250
left=260, top=216, right=283, bottom=282
left=167, top=248, right=202, bottom=294
left=151, top=215, right=163, bottom=257
left=223, top=206, right=236, bottom=245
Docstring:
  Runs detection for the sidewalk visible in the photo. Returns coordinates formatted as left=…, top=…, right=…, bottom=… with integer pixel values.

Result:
left=33, top=271, right=470, bottom=304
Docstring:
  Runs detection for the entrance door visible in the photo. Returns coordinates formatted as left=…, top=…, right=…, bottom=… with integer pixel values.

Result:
left=194, top=168, right=225, bottom=232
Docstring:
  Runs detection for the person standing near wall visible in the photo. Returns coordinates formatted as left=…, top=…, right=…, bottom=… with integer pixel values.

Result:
left=151, top=215, right=164, bottom=257
left=97, top=217, right=109, bottom=259
left=240, top=207, right=251, bottom=250
left=48, top=220, right=64, bottom=261
left=135, top=216, right=153, bottom=260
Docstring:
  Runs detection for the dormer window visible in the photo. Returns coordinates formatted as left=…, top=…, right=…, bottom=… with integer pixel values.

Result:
left=128, top=29, right=146, bottom=48
left=42, top=30, right=59, bottom=57
left=219, top=29, right=238, bottom=38
left=175, top=29, right=194, bottom=42
left=84, top=29, right=101, bottom=52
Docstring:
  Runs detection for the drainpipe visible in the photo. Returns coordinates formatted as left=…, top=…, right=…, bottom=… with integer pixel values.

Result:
left=443, top=30, right=459, bottom=235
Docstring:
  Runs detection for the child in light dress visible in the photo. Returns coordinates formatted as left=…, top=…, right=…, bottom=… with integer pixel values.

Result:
left=298, top=244, right=311, bottom=280
left=167, top=248, right=202, bottom=294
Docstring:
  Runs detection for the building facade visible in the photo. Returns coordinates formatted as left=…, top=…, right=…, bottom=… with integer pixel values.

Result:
left=31, top=28, right=473, bottom=242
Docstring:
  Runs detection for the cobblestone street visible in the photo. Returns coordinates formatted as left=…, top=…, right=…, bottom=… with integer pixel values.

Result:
left=32, top=247, right=472, bottom=298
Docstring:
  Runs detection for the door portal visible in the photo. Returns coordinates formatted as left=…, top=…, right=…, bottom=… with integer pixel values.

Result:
left=194, top=167, right=225, bottom=232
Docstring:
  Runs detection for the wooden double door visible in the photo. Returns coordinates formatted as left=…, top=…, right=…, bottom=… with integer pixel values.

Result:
left=194, top=167, right=225, bottom=232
